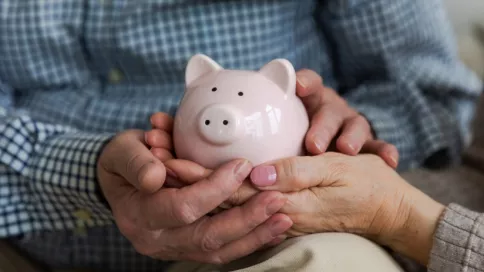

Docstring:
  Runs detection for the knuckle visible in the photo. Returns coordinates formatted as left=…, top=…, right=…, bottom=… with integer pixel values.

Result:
left=226, top=191, right=241, bottom=206
left=338, top=97, right=349, bottom=108
left=382, top=143, right=398, bottom=155
left=328, top=161, right=351, bottom=177
left=173, top=202, right=199, bottom=225
left=240, top=207, right=263, bottom=230
left=353, top=115, right=368, bottom=126
left=200, top=233, right=223, bottom=252
left=370, top=154, right=386, bottom=165
left=126, top=153, right=143, bottom=174
left=280, top=157, right=303, bottom=189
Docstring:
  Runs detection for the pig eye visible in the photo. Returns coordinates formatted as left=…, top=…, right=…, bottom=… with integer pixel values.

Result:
left=212, top=87, right=217, bottom=92
left=238, top=91, right=244, bottom=96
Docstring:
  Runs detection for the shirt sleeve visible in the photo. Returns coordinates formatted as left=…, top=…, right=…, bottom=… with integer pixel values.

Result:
left=318, top=0, right=483, bottom=171
left=428, top=203, right=484, bottom=271
left=0, top=80, right=115, bottom=238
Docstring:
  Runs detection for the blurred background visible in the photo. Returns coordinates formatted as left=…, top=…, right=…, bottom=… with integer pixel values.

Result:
left=444, top=0, right=484, bottom=32
left=444, top=0, right=484, bottom=78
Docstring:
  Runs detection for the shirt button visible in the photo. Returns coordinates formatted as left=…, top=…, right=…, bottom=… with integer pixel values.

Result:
left=108, top=68, right=124, bottom=84
left=73, top=209, right=91, bottom=221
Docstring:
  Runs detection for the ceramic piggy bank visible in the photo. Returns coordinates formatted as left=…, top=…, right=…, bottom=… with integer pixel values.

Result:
left=173, top=54, right=309, bottom=169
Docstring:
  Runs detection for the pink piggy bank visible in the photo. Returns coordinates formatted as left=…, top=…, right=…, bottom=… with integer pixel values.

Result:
left=173, top=54, right=309, bottom=169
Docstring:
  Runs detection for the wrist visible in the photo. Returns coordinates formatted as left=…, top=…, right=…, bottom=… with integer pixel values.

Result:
left=385, top=187, right=445, bottom=265
left=95, top=137, right=114, bottom=211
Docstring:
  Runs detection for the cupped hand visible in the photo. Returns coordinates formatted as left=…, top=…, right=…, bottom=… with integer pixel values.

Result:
left=296, top=69, right=398, bottom=168
left=97, top=129, right=292, bottom=264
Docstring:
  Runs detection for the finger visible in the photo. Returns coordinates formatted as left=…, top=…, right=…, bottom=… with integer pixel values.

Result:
left=142, top=159, right=252, bottom=229
left=164, top=176, right=185, bottom=188
left=296, top=69, right=323, bottom=98
left=305, top=105, right=347, bottom=154
left=151, top=148, right=173, bottom=162
left=361, top=140, right=399, bottom=169
left=145, top=129, right=172, bottom=149
left=336, top=115, right=372, bottom=155
left=103, top=131, right=166, bottom=193
left=250, top=156, right=332, bottom=192
left=150, top=112, right=174, bottom=132
left=183, top=214, right=292, bottom=264
left=165, top=191, right=287, bottom=252
left=223, top=181, right=259, bottom=207
left=165, top=160, right=258, bottom=206
left=164, top=159, right=212, bottom=185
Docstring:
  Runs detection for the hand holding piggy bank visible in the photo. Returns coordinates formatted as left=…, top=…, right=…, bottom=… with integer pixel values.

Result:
left=173, top=54, right=309, bottom=169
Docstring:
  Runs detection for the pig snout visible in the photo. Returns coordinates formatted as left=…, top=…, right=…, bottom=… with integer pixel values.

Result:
left=197, top=104, right=243, bottom=145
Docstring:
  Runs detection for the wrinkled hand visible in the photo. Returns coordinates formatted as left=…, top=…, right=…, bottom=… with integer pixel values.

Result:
left=247, top=153, right=444, bottom=265
left=296, top=70, right=398, bottom=168
left=97, top=128, right=292, bottom=264
left=146, top=113, right=259, bottom=209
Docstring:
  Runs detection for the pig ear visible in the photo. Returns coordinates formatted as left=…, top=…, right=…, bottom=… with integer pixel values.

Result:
left=185, top=54, right=223, bottom=86
left=258, top=59, right=296, bottom=95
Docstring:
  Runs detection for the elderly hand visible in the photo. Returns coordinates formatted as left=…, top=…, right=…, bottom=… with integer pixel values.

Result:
left=248, top=153, right=445, bottom=265
left=296, top=70, right=398, bottom=168
left=97, top=119, right=292, bottom=264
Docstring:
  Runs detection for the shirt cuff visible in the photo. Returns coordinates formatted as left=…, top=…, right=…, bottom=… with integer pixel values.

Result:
left=28, top=132, right=115, bottom=231
left=428, top=203, right=484, bottom=272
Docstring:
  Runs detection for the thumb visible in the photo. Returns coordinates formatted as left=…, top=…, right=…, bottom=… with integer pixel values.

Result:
left=102, top=130, right=166, bottom=194
left=249, top=154, right=344, bottom=192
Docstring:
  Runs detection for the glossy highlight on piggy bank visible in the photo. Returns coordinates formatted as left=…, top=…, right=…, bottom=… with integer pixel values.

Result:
left=173, top=54, right=309, bottom=169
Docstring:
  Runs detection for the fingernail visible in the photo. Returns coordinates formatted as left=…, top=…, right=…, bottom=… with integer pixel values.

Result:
left=297, top=77, right=308, bottom=89
left=234, top=160, right=251, bottom=175
left=347, top=142, right=356, bottom=153
left=144, top=132, right=149, bottom=144
left=271, top=219, right=290, bottom=235
left=219, top=201, right=233, bottom=210
left=266, top=197, right=283, bottom=215
left=390, top=155, right=398, bottom=167
left=313, top=134, right=324, bottom=153
left=165, top=167, right=178, bottom=178
left=250, top=166, right=277, bottom=187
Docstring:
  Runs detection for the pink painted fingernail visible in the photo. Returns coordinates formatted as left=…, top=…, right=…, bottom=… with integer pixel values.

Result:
left=250, top=166, right=277, bottom=187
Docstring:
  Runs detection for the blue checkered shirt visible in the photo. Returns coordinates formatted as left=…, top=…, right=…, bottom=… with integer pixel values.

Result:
left=0, top=0, right=482, bottom=271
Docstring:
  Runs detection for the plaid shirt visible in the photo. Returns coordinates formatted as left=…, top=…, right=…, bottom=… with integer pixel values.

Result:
left=0, top=0, right=482, bottom=271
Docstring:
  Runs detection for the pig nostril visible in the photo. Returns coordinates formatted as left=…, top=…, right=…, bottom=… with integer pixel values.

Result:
left=223, top=120, right=229, bottom=125
left=205, top=120, right=210, bottom=125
